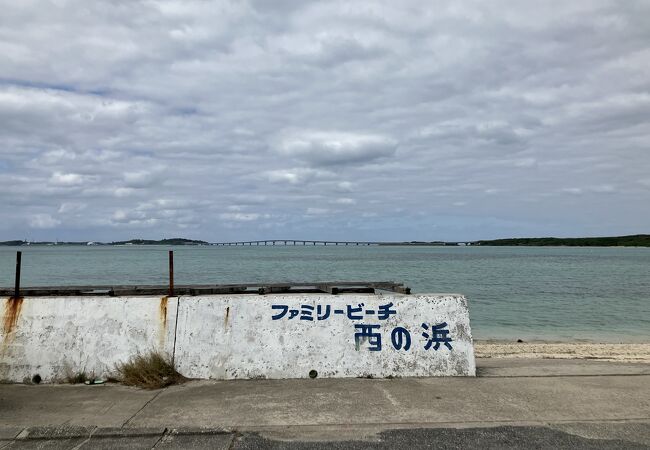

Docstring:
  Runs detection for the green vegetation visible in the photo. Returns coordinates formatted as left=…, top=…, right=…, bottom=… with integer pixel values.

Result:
left=65, top=371, right=90, bottom=384
left=379, top=241, right=446, bottom=246
left=0, top=238, right=208, bottom=246
left=474, top=234, right=650, bottom=247
left=111, top=238, right=208, bottom=245
left=115, top=352, right=186, bottom=389
left=0, top=240, right=26, bottom=246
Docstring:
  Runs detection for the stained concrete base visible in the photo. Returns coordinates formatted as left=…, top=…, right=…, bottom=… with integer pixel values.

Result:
left=1, top=359, right=649, bottom=448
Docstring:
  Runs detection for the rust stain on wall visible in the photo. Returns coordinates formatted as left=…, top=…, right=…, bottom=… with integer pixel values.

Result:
left=224, top=306, right=230, bottom=328
left=159, top=296, right=168, bottom=328
left=3, top=297, right=23, bottom=349
left=3, top=297, right=23, bottom=336
left=158, top=296, right=169, bottom=348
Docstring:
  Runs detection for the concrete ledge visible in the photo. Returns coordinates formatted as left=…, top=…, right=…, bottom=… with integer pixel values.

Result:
left=1, top=293, right=475, bottom=381
left=477, top=358, right=650, bottom=377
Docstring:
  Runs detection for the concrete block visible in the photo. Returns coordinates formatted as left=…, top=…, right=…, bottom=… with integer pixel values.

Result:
left=173, top=294, right=475, bottom=379
left=0, top=296, right=177, bottom=382
left=1, top=293, right=475, bottom=382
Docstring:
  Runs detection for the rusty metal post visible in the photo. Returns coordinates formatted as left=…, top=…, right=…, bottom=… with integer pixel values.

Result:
left=14, top=251, right=21, bottom=299
left=168, top=250, right=174, bottom=297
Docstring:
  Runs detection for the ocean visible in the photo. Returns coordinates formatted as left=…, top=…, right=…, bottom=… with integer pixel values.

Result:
left=1, top=245, right=648, bottom=343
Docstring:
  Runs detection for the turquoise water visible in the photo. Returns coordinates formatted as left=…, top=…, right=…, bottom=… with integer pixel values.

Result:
left=1, top=245, right=648, bottom=342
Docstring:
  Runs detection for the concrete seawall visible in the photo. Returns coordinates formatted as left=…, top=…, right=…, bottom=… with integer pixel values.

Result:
left=1, top=294, right=475, bottom=382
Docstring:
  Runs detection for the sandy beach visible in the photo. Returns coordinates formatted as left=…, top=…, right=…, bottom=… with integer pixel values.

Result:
left=474, top=341, right=650, bottom=363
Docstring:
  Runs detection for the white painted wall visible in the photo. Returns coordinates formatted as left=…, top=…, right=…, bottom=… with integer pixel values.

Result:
left=1, top=294, right=475, bottom=382
left=0, top=296, right=177, bottom=382
left=174, top=294, right=475, bottom=379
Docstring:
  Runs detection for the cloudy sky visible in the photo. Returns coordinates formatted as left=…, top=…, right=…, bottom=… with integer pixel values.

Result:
left=1, top=0, right=649, bottom=242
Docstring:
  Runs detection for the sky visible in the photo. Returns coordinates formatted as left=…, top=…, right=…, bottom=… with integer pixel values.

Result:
left=1, top=0, right=649, bottom=242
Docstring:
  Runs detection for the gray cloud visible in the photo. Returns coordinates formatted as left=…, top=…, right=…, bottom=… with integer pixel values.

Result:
left=1, top=0, right=649, bottom=241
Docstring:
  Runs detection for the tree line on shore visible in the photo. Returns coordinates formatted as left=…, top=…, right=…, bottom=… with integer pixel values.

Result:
left=474, top=234, right=650, bottom=247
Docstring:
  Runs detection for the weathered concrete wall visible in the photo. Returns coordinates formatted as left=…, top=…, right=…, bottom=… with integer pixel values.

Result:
left=1, top=296, right=177, bottom=382
left=1, top=294, right=475, bottom=382
left=174, top=294, right=475, bottom=379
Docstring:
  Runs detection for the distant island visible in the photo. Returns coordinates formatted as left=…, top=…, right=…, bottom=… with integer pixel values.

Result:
left=0, top=238, right=209, bottom=246
left=110, top=238, right=209, bottom=246
left=1, top=235, right=648, bottom=247
left=378, top=234, right=649, bottom=247
left=472, top=234, right=650, bottom=247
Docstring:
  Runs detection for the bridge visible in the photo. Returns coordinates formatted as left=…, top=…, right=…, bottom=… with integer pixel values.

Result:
left=211, top=240, right=470, bottom=246
left=211, top=240, right=380, bottom=246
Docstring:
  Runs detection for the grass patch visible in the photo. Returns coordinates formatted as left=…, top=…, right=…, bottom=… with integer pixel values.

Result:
left=115, top=352, right=186, bottom=389
left=62, top=363, right=94, bottom=384
left=66, top=371, right=90, bottom=384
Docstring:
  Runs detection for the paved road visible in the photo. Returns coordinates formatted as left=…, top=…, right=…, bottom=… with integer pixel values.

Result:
left=1, top=359, right=649, bottom=448
left=1, top=424, right=649, bottom=449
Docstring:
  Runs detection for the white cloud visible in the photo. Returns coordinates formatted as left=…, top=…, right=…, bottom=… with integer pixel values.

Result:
left=591, top=184, right=616, bottom=194
left=49, top=172, right=88, bottom=187
left=123, top=171, right=161, bottom=188
left=265, top=168, right=333, bottom=185
left=561, top=185, right=617, bottom=195
left=275, top=130, right=397, bottom=166
left=40, top=149, right=77, bottom=164
left=58, top=203, right=86, bottom=214
left=219, top=213, right=265, bottom=221
left=265, top=170, right=305, bottom=185
left=562, top=188, right=583, bottom=195
left=113, top=188, right=135, bottom=198
left=29, top=214, right=61, bottom=229
left=306, top=207, right=329, bottom=215
left=336, top=181, right=354, bottom=192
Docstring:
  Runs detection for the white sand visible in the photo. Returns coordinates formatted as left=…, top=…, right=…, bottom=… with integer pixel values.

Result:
left=474, top=341, right=650, bottom=363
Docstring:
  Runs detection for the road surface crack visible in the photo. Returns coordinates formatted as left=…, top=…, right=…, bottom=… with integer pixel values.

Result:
left=122, top=390, right=164, bottom=428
